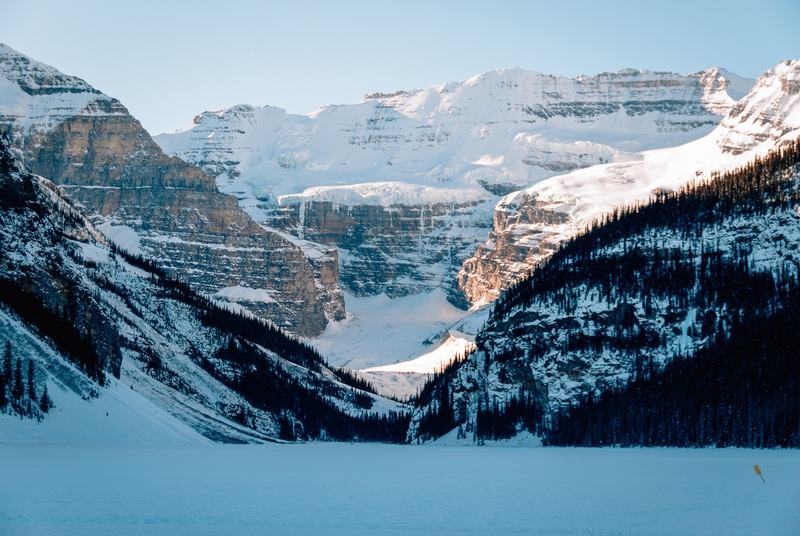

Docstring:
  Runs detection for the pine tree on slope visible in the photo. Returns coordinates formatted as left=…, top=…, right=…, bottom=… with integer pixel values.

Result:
left=27, top=359, right=36, bottom=403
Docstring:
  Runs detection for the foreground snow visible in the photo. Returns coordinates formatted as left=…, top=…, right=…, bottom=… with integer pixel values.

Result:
left=0, top=443, right=796, bottom=535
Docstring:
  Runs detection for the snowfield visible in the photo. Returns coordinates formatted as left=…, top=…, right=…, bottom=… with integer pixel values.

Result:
left=0, top=443, right=796, bottom=535
left=307, top=290, right=491, bottom=399
left=310, top=290, right=486, bottom=371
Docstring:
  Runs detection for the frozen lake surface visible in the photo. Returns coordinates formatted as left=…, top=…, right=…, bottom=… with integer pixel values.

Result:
left=0, top=443, right=797, bottom=535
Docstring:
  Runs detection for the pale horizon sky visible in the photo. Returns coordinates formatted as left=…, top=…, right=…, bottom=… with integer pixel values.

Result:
left=1, top=0, right=799, bottom=135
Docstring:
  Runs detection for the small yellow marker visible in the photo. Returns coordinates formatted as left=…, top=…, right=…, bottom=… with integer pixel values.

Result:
left=754, top=464, right=765, bottom=483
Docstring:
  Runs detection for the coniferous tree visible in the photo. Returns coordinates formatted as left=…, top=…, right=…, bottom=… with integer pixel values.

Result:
left=12, top=358, right=23, bottom=402
left=40, top=384, right=51, bottom=413
left=27, top=360, right=36, bottom=402
left=2, top=342, right=11, bottom=394
left=0, top=343, right=7, bottom=409
left=0, top=364, right=5, bottom=410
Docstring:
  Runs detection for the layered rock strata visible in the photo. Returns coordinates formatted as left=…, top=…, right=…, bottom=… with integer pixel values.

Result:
left=0, top=43, right=342, bottom=336
left=458, top=197, right=570, bottom=305
left=156, top=66, right=752, bottom=307
left=266, top=198, right=491, bottom=304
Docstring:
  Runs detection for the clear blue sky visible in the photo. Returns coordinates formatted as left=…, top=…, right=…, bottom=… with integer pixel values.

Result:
left=2, top=0, right=798, bottom=135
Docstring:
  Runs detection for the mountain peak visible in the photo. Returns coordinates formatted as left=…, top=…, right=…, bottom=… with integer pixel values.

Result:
left=716, top=59, right=800, bottom=154
left=0, top=43, right=100, bottom=96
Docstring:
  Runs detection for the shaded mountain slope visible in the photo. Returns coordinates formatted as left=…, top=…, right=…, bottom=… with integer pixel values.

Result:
left=0, top=43, right=342, bottom=336
left=0, top=134, right=407, bottom=443
left=409, top=139, right=800, bottom=446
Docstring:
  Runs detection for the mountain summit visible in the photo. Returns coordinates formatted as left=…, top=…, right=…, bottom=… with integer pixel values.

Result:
left=155, top=65, right=753, bottom=308
left=0, top=43, right=343, bottom=336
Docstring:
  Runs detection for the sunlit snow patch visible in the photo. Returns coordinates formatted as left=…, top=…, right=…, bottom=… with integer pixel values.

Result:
left=363, top=330, right=475, bottom=374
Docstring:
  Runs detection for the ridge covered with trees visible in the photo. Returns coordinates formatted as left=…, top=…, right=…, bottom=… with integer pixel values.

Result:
left=0, top=133, right=407, bottom=442
left=413, top=138, right=800, bottom=447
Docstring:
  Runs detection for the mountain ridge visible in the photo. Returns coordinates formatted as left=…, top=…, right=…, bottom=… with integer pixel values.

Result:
left=155, top=63, right=752, bottom=313
left=0, top=134, right=407, bottom=443
left=0, top=43, right=344, bottom=337
left=459, top=59, right=800, bottom=306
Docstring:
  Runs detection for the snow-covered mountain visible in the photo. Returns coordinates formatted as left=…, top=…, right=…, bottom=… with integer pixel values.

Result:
left=0, top=135, right=407, bottom=443
left=155, top=66, right=751, bottom=306
left=0, top=43, right=343, bottom=337
left=409, top=139, right=800, bottom=444
left=157, top=66, right=750, bottom=196
left=459, top=60, right=800, bottom=305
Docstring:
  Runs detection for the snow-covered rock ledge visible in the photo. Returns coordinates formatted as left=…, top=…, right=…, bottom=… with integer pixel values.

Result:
left=277, top=182, right=492, bottom=208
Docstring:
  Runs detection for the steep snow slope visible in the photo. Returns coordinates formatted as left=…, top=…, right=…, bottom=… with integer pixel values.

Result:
left=460, top=60, right=800, bottom=304
left=0, top=309, right=210, bottom=444
left=0, top=136, right=406, bottom=443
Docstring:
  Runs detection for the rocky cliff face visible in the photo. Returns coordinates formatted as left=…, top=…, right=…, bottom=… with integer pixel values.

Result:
left=156, top=66, right=750, bottom=307
left=457, top=61, right=800, bottom=306
left=0, top=135, right=404, bottom=442
left=266, top=197, right=491, bottom=304
left=0, top=44, right=343, bottom=336
left=409, top=142, right=800, bottom=442
left=458, top=197, right=570, bottom=306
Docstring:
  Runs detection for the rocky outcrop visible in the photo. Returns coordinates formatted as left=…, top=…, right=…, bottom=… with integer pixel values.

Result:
left=457, top=196, right=570, bottom=305
left=267, top=198, right=491, bottom=305
left=457, top=61, right=800, bottom=307
left=0, top=44, right=343, bottom=336
left=716, top=60, right=800, bottom=155
left=155, top=66, right=752, bottom=308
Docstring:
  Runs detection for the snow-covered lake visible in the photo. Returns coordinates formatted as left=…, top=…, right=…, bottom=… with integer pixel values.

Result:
left=1, top=443, right=797, bottom=535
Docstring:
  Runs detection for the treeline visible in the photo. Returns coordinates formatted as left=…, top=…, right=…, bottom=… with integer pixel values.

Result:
left=545, top=279, right=800, bottom=447
left=413, top=351, right=545, bottom=442
left=111, top=243, right=377, bottom=394
left=0, top=278, right=105, bottom=384
left=211, top=337, right=408, bottom=442
left=493, top=138, right=800, bottom=321
left=0, top=342, right=52, bottom=420
left=475, top=390, right=543, bottom=441
left=413, top=351, right=471, bottom=441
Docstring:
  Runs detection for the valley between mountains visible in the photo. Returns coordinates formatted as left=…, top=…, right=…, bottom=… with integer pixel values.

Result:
left=0, top=42, right=798, bottom=446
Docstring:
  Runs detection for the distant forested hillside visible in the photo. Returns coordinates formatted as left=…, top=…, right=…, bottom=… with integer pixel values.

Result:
left=410, top=139, right=800, bottom=447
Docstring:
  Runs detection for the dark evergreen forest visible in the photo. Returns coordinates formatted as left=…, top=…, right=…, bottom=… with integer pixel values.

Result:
left=0, top=133, right=405, bottom=441
left=545, top=286, right=800, bottom=447
left=0, top=340, right=52, bottom=420
left=477, top=137, right=800, bottom=448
